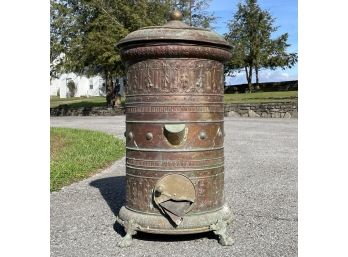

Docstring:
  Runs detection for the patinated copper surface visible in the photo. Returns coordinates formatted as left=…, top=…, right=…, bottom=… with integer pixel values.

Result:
left=115, top=11, right=234, bottom=247
left=124, top=57, right=227, bottom=211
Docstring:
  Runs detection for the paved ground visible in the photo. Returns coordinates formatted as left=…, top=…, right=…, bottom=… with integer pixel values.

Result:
left=50, top=116, right=297, bottom=257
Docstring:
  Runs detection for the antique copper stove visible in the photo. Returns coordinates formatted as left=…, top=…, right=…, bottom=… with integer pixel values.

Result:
left=116, top=10, right=233, bottom=247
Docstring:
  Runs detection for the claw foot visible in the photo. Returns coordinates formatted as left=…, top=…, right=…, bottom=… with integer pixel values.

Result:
left=217, top=233, right=234, bottom=246
left=117, top=234, right=134, bottom=248
left=116, top=217, right=139, bottom=248
left=210, top=215, right=234, bottom=246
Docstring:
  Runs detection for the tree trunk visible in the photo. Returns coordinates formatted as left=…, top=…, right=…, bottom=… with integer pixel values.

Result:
left=189, top=0, right=193, bottom=26
left=255, top=66, right=259, bottom=85
left=245, top=66, right=253, bottom=93
left=105, top=70, right=113, bottom=107
left=255, top=66, right=260, bottom=91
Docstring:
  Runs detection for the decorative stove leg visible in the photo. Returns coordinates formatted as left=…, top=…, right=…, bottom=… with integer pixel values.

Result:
left=210, top=216, right=234, bottom=246
left=116, top=217, right=139, bottom=248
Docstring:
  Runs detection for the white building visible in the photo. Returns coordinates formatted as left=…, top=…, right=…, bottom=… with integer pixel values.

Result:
left=50, top=53, right=125, bottom=98
left=50, top=73, right=125, bottom=98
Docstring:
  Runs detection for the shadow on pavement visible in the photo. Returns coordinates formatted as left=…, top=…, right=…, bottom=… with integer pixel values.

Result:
left=90, top=176, right=126, bottom=236
left=89, top=176, right=126, bottom=217
left=90, top=175, right=217, bottom=243
left=133, top=231, right=216, bottom=243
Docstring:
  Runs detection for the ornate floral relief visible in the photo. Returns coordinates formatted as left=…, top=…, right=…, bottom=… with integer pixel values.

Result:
left=126, top=59, right=224, bottom=95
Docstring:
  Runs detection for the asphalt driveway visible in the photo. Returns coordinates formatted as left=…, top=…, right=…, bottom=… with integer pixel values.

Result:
left=50, top=116, right=297, bottom=257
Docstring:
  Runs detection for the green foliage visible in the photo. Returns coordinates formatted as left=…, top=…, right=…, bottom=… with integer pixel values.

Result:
left=50, top=0, right=216, bottom=77
left=173, top=0, right=216, bottom=28
left=51, top=0, right=217, bottom=105
left=51, top=0, right=125, bottom=75
left=224, top=0, right=298, bottom=91
left=50, top=127, right=125, bottom=191
left=50, top=0, right=174, bottom=105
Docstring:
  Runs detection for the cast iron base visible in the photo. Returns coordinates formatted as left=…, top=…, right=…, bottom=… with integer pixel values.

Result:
left=116, top=204, right=233, bottom=247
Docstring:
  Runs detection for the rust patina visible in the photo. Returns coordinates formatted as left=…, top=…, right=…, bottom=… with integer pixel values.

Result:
left=116, top=10, right=233, bottom=247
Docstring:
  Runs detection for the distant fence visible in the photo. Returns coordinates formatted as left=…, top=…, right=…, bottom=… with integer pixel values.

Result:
left=224, top=80, right=298, bottom=94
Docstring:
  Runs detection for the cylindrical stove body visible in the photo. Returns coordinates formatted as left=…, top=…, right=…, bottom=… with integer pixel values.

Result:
left=116, top=11, right=233, bottom=244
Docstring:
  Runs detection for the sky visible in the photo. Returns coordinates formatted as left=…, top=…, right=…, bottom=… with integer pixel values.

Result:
left=207, top=0, right=298, bottom=85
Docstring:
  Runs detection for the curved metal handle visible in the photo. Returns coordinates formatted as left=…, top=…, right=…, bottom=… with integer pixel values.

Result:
left=164, top=124, right=187, bottom=145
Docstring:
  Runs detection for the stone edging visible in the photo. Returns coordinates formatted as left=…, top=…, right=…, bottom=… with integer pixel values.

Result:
left=50, top=106, right=125, bottom=116
left=51, top=101, right=298, bottom=118
left=224, top=102, right=298, bottom=118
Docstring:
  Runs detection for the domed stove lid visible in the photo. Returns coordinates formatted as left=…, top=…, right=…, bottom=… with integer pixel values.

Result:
left=117, top=10, right=231, bottom=49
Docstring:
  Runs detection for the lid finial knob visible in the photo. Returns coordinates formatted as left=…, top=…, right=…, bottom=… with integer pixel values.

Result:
left=170, top=10, right=183, bottom=21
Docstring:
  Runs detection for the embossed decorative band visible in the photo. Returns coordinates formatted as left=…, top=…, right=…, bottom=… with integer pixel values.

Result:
left=126, top=93, right=224, bottom=97
left=126, top=146, right=224, bottom=152
left=126, top=157, right=224, bottom=168
left=126, top=120, right=224, bottom=124
left=126, top=105, right=223, bottom=113
left=126, top=164, right=224, bottom=172
left=125, top=102, right=223, bottom=106
left=125, top=59, right=224, bottom=94
left=121, top=44, right=232, bottom=63
left=126, top=170, right=224, bottom=179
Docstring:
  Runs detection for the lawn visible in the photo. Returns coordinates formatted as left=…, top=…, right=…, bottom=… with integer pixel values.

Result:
left=50, top=96, right=108, bottom=108
left=50, top=128, right=125, bottom=192
left=223, top=91, right=298, bottom=104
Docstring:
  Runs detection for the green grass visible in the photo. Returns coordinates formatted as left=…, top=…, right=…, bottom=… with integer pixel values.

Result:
left=50, top=127, right=125, bottom=192
left=223, top=91, right=298, bottom=104
left=50, top=96, right=107, bottom=108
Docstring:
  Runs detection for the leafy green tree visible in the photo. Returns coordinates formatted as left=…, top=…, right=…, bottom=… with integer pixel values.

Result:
left=50, top=0, right=170, bottom=106
left=51, top=0, right=216, bottom=105
left=50, top=0, right=73, bottom=78
left=78, top=0, right=128, bottom=106
left=263, top=34, right=298, bottom=81
left=172, top=0, right=216, bottom=28
left=224, top=0, right=297, bottom=92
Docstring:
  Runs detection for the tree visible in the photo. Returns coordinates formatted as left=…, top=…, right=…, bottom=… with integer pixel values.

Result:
left=224, top=0, right=297, bottom=92
left=50, top=0, right=216, bottom=106
left=171, top=0, right=216, bottom=28
left=50, top=0, right=73, bottom=78
left=50, top=0, right=171, bottom=106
